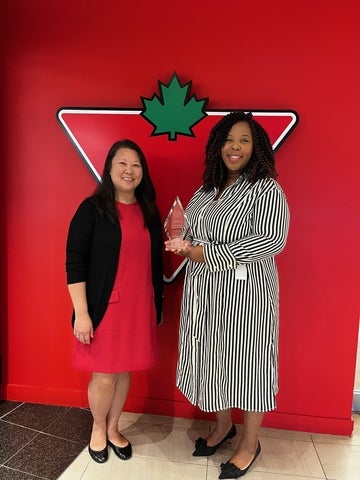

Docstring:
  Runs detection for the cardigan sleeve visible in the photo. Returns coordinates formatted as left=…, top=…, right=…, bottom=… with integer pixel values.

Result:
left=65, top=198, right=95, bottom=284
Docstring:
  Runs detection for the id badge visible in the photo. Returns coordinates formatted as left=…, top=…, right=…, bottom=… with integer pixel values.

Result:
left=235, top=264, right=247, bottom=280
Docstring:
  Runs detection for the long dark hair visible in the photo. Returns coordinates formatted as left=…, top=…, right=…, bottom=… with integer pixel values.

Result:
left=203, top=111, right=277, bottom=192
left=92, top=139, right=160, bottom=227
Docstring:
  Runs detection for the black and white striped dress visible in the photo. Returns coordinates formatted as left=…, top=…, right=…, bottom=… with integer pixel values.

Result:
left=176, top=176, right=290, bottom=413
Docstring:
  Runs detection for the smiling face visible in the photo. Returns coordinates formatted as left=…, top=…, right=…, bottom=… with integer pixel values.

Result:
left=109, top=147, right=143, bottom=202
left=221, top=121, right=253, bottom=176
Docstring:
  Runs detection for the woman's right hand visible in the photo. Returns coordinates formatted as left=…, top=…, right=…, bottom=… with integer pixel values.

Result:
left=73, top=313, right=93, bottom=344
left=164, top=238, right=191, bottom=254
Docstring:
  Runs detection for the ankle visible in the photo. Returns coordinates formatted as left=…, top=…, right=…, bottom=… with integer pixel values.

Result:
left=214, top=422, right=233, bottom=436
left=238, top=438, right=259, bottom=454
left=206, top=423, right=235, bottom=447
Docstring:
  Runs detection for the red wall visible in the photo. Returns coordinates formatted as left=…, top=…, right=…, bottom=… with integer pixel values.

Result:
left=1, top=0, right=359, bottom=435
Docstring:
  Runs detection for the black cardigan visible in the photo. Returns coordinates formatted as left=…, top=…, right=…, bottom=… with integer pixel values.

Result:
left=66, top=197, right=164, bottom=329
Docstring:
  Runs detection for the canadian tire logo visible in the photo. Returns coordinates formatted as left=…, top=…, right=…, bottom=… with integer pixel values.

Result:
left=57, top=73, right=298, bottom=282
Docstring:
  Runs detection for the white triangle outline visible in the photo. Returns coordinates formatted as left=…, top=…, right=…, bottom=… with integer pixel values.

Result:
left=57, top=109, right=298, bottom=183
left=57, top=108, right=298, bottom=282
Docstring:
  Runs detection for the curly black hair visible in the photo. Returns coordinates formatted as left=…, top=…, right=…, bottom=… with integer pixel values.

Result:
left=203, top=111, right=277, bottom=192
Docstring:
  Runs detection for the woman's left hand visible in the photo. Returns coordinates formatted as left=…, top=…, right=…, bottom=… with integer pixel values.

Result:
left=164, top=240, right=204, bottom=263
left=164, top=238, right=191, bottom=254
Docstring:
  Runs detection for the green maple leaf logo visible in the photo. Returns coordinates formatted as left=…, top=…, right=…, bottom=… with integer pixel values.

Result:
left=140, top=73, right=208, bottom=141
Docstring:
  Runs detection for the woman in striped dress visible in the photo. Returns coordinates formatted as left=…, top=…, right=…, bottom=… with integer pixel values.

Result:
left=165, top=111, right=290, bottom=479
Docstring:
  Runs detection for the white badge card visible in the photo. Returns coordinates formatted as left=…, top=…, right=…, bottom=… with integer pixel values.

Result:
left=235, top=264, right=247, bottom=280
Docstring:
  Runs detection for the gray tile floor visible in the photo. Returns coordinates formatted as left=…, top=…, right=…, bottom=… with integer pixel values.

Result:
left=1, top=401, right=359, bottom=480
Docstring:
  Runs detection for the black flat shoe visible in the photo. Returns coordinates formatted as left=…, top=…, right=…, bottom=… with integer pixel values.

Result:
left=219, top=441, right=261, bottom=478
left=108, top=439, right=132, bottom=460
left=88, top=444, right=108, bottom=463
left=193, top=424, right=237, bottom=457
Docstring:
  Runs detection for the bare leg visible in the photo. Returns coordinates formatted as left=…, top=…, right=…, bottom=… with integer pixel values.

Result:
left=106, top=372, right=131, bottom=446
left=206, top=409, right=233, bottom=446
left=229, top=411, right=263, bottom=469
left=88, top=372, right=118, bottom=450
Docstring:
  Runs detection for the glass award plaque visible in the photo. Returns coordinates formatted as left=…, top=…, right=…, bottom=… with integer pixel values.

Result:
left=164, top=196, right=189, bottom=246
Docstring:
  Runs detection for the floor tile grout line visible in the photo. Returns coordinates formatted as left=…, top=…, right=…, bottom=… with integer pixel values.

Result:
left=1, top=404, right=73, bottom=430
left=0, top=464, right=50, bottom=479
left=0, top=401, right=26, bottom=420
left=311, top=434, right=329, bottom=480
left=2, top=430, right=42, bottom=466
left=2, top=402, right=360, bottom=480
left=0, top=418, right=88, bottom=445
left=42, top=405, right=73, bottom=432
left=1, top=425, right=88, bottom=479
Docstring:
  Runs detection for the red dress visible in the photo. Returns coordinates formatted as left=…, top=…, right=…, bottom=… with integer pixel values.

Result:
left=73, top=202, right=157, bottom=373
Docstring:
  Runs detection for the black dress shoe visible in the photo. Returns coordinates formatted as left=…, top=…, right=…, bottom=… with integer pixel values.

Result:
left=108, top=439, right=132, bottom=460
left=219, top=441, right=261, bottom=478
left=193, top=424, right=237, bottom=457
left=88, top=444, right=108, bottom=463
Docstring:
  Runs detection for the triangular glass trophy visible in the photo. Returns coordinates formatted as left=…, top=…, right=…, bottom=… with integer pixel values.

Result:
left=164, top=196, right=189, bottom=241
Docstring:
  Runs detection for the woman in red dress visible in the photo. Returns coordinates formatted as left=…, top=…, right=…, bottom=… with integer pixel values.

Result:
left=66, top=139, right=163, bottom=464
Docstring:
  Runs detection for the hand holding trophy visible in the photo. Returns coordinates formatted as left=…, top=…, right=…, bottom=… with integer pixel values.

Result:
left=164, top=196, right=190, bottom=253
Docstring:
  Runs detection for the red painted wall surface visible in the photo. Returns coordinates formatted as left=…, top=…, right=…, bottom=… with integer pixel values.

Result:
left=1, top=0, right=359, bottom=435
